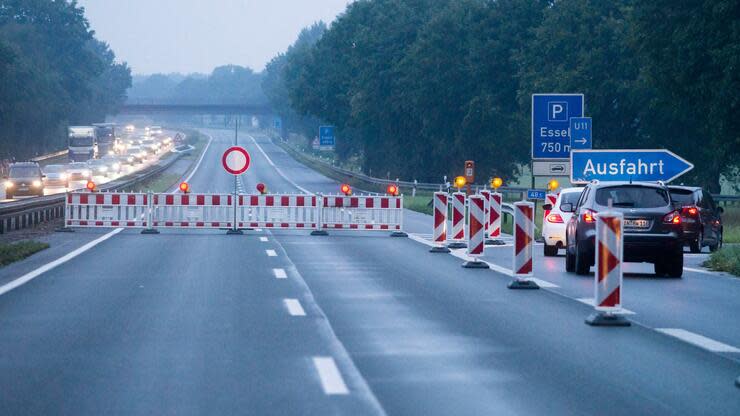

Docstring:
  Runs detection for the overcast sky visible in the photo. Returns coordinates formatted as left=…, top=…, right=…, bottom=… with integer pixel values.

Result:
left=77, top=0, right=350, bottom=75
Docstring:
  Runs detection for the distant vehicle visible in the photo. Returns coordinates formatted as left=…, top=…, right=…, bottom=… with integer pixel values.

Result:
left=542, top=187, right=583, bottom=256
left=99, top=155, right=122, bottom=174
left=565, top=181, right=684, bottom=277
left=668, top=186, right=723, bottom=253
left=124, top=146, right=144, bottom=164
left=66, top=162, right=91, bottom=182
left=125, top=124, right=135, bottom=133
left=149, top=125, right=163, bottom=136
left=93, top=123, right=116, bottom=157
left=68, top=126, right=96, bottom=162
left=141, top=139, right=160, bottom=154
left=42, top=164, right=68, bottom=188
left=4, top=162, right=44, bottom=198
left=87, top=159, right=110, bottom=177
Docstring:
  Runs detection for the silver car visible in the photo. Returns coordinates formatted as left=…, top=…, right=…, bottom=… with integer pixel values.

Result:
left=42, top=164, right=68, bottom=188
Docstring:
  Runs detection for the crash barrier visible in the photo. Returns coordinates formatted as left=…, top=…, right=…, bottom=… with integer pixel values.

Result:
left=586, top=210, right=630, bottom=326
left=508, top=201, right=538, bottom=289
left=64, top=191, right=402, bottom=233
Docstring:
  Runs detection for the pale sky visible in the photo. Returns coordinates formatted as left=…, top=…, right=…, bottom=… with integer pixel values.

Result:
left=77, top=0, right=351, bottom=75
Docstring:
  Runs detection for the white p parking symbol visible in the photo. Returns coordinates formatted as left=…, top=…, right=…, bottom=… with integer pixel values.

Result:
left=548, top=102, right=568, bottom=121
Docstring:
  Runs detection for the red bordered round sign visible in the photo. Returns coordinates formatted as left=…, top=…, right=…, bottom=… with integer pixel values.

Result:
left=222, top=146, right=251, bottom=175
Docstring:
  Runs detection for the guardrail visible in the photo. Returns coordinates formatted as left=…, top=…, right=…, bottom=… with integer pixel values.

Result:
left=30, top=149, right=69, bottom=163
left=0, top=136, right=189, bottom=235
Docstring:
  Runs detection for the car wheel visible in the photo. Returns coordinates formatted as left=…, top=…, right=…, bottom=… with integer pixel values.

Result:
left=574, top=241, right=590, bottom=275
left=565, top=246, right=575, bottom=273
left=654, top=260, right=666, bottom=277
left=544, top=244, right=558, bottom=257
left=689, top=232, right=702, bottom=253
left=709, top=230, right=722, bottom=252
left=666, top=249, right=684, bottom=278
left=5, top=192, right=13, bottom=200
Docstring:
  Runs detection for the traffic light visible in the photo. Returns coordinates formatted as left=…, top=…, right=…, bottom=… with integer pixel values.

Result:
left=256, top=182, right=267, bottom=194
left=340, top=183, right=352, bottom=195
left=491, top=177, right=503, bottom=189
left=454, top=176, right=466, bottom=189
left=179, top=182, right=190, bottom=193
left=86, top=180, right=96, bottom=192
left=387, top=184, right=399, bottom=196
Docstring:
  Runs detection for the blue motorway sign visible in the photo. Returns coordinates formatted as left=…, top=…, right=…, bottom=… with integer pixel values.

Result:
left=273, top=118, right=282, bottom=129
left=527, top=189, right=547, bottom=200
left=532, top=94, right=584, bottom=159
left=570, top=149, right=694, bottom=184
left=569, top=117, right=592, bottom=150
left=319, top=125, right=335, bottom=148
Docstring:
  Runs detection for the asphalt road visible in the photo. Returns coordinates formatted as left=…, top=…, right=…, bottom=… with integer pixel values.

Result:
left=0, top=127, right=737, bottom=415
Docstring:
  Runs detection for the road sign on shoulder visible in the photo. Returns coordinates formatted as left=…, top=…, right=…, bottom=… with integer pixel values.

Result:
left=222, top=146, right=251, bottom=175
left=319, top=126, right=335, bottom=151
left=569, top=117, right=592, bottom=150
left=527, top=189, right=547, bottom=200
left=570, top=149, right=693, bottom=184
left=532, top=94, right=584, bottom=160
left=533, top=161, right=570, bottom=176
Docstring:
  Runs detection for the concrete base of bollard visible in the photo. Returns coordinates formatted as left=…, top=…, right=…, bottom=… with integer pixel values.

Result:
left=390, top=231, right=408, bottom=237
left=447, top=241, right=467, bottom=249
left=507, top=279, right=540, bottom=290
left=226, top=229, right=243, bottom=235
left=462, top=260, right=489, bottom=269
left=140, top=229, right=160, bottom=235
left=585, top=312, right=631, bottom=327
left=55, top=227, right=75, bottom=233
left=310, top=230, right=329, bottom=236
left=430, top=246, right=451, bottom=253
left=485, top=239, right=506, bottom=246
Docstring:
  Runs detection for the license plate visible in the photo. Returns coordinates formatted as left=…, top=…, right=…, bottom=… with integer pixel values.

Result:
left=624, top=219, right=649, bottom=228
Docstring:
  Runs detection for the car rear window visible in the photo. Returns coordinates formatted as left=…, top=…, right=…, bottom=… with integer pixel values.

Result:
left=595, top=186, right=669, bottom=208
left=9, top=166, right=40, bottom=177
left=669, top=189, right=695, bottom=206
left=560, top=191, right=582, bottom=207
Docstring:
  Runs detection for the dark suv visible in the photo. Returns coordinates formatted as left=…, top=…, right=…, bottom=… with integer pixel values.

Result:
left=668, top=186, right=723, bottom=253
left=564, top=181, right=684, bottom=277
left=3, top=162, right=45, bottom=199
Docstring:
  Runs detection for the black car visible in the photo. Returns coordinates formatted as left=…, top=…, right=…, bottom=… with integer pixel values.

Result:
left=668, top=186, right=723, bottom=253
left=564, top=181, right=684, bottom=277
left=4, top=162, right=45, bottom=198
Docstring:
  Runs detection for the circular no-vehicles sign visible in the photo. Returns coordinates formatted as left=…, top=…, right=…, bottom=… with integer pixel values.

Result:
left=222, top=146, right=251, bottom=175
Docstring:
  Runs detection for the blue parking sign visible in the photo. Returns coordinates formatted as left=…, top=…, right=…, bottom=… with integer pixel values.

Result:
left=532, top=94, right=584, bottom=160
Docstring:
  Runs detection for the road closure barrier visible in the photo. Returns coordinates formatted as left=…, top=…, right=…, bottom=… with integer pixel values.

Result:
left=239, top=194, right=318, bottom=229
left=585, top=210, right=630, bottom=326
left=488, top=192, right=503, bottom=244
left=430, top=192, right=450, bottom=253
left=65, top=192, right=149, bottom=228
left=462, top=195, right=489, bottom=269
left=448, top=192, right=467, bottom=249
left=319, top=195, right=403, bottom=232
left=508, top=201, right=539, bottom=289
left=479, top=190, right=491, bottom=235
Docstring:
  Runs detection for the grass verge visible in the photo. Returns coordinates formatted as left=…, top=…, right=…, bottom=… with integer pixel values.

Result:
left=703, top=246, right=740, bottom=276
left=0, top=241, right=49, bottom=267
left=721, top=206, right=739, bottom=244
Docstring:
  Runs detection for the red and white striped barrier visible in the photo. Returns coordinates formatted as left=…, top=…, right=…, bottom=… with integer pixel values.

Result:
left=152, top=193, right=234, bottom=228
left=320, top=195, right=403, bottom=232
left=489, top=192, right=502, bottom=239
left=462, top=195, right=489, bottom=268
left=430, top=192, right=450, bottom=253
left=238, top=194, right=318, bottom=229
left=508, top=201, right=539, bottom=289
left=586, top=210, right=630, bottom=326
left=479, top=190, right=491, bottom=235
left=448, top=192, right=467, bottom=248
left=65, top=192, right=149, bottom=228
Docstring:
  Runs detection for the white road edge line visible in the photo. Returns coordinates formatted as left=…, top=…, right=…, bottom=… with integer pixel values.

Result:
left=259, top=236, right=269, bottom=242
left=283, top=298, right=306, bottom=316
left=265, top=249, right=277, bottom=257
left=655, top=328, right=740, bottom=353
left=683, top=266, right=722, bottom=276
left=312, top=356, right=349, bottom=395
left=0, top=228, right=124, bottom=296
left=575, top=298, right=636, bottom=315
left=181, top=133, right=213, bottom=184
left=247, top=135, right=313, bottom=195
left=272, top=268, right=287, bottom=279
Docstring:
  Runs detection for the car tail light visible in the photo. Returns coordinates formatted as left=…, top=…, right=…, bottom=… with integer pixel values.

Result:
left=582, top=209, right=596, bottom=223
left=547, top=213, right=564, bottom=223
left=663, top=211, right=681, bottom=225
left=681, top=206, right=699, bottom=217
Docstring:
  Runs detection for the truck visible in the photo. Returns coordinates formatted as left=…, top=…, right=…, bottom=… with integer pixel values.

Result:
left=93, top=123, right=117, bottom=157
left=68, top=126, right=96, bottom=162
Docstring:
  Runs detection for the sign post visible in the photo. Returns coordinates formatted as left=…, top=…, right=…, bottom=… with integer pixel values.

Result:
left=570, top=149, right=693, bottom=184
left=222, top=145, right=251, bottom=235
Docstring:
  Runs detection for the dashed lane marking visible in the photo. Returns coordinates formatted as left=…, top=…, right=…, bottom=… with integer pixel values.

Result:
left=312, top=356, right=349, bottom=395
left=260, top=237, right=269, bottom=242
left=273, top=268, right=287, bottom=279
left=284, top=298, right=306, bottom=316
left=266, top=249, right=277, bottom=257
left=655, top=328, right=740, bottom=353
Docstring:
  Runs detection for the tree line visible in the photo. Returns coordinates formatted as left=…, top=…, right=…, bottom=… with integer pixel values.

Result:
left=0, top=0, right=132, bottom=159
left=263, top=0, right=739, bottom=192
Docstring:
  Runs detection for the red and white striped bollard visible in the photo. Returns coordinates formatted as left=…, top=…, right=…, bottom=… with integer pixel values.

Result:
left=448, top=192, right=467, bottom=249
left=430, top=192, right=451, bottom=253
left=508, top=201, right=539, bottom=289
left=462, top=195, right=489, bottom=268
left=487, top=192, right=504, bottom=245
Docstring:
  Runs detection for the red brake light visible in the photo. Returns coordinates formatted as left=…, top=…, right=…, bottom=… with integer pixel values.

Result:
left=682, top=206, right=698, bottom=217
left=582, top=209, right=596, bottom=223
left=547, top=213, right=564, bottom=223
left=663, top=211, right=682, bottom=225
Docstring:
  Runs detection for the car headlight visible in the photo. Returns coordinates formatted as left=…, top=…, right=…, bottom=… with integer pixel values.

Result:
left=60, top=173, right=68, bottom=180
left=100, top=166, right=108, bottom=172
left=4, top=181, right=13, bottom=188
left=32, top=180, right=42, bottom=187
left=127, top=157, right=134, bottom=162
left=112, top=163, right=120, bottom=170
left=82, top=170, right=90, bottom=176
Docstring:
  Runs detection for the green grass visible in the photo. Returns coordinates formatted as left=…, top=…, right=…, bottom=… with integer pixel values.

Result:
left=132, top=173, right=182, bottom=193
left=405, top=195, right=434, bottom=215
left=0, top=241, right=49, bottom=267
left=720, top=206, right=740, bottom=244
left=703, top=246, right=740, bottom=276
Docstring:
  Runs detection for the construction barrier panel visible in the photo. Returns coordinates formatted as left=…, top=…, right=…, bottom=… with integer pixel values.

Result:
left=66, top=192, right=149, bottom=228
left=320, top=195, right=403, bottom=231
left=544, top=193, right=558, bottom=222
left=430, top=192, right=450, bottom=253
left=448, top=192, right=466, bottom=248
left=489, top=192, right=502, bottom=238
left=479, top=190, right=491, bottom=235
left=152, top=193, right=234, bottom=228
left=508, top=201, right=538, bottom=289
left=239, top=194, right=318, bottom=229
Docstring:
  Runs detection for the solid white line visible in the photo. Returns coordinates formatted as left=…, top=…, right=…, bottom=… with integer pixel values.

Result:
left=683, top=267, right=723, bottom=276
left=283, top=298, right=306, bottom=316
left=529, top=278, right=559, bottom=288
left=181, top=133, right=213, bottom=184
left=259, top=236, right=269, bottom=242
left=265, top=249, right=277, bottom=257
left=656, top=328, right=740, bottom=353
left=248, top=135, right=313, bottom=194
left=576, top=298, right=636, bottom=315
left=312, top=356, right=349, bottom=395
left=0, top=228, right=124, bottom=296
left=273, top=268, right=287, bottom=279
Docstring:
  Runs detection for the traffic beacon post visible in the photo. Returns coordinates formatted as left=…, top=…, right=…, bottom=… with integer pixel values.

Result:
left=464, top=161, right=475, bottom=195
left=508, top=201, right=540, bottom=289
left=462, top=195, right=489, bottom=269
left=487, top=177, right=505, bottom=245
left=430, top=192, right=450, bottom=253
left=585, top=204, right=630, bottom=326
left=179, top=182, right=190, bottom=193
left=222, top=146, right=251, bottom=235
left=448, top=178, right=467, bottom=249
left=387, top=184, right=407, bottom=237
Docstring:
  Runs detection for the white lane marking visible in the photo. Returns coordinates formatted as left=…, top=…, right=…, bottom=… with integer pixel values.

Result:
left=656, top=328, right=740, bottom=353
left=284, top=298, right=306, bottom=316
left=576, top=298, right=636, bottom=315
left=181, top=133, right=213, bottom=183
left=248, top=135, right=313, bottom=195
left=0, top=228, right=124, bottom=296
left=259, top=236, right=269, bottom=242
left=312, top=356, right=349, bottom=395
left=529, top=278, right=559, bottom=288
left=684, top=267, right=722, bottom=276
left=407, top=233, right=435, bottom=247
left=265, top=249, right=277, bottom=257
left=273, top=268, right=287, bottom=279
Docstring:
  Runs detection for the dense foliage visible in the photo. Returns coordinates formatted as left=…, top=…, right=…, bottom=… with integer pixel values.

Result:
left=265, top=0, right=739, bottom=191
left=0, top=0, right=131, bottom=159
